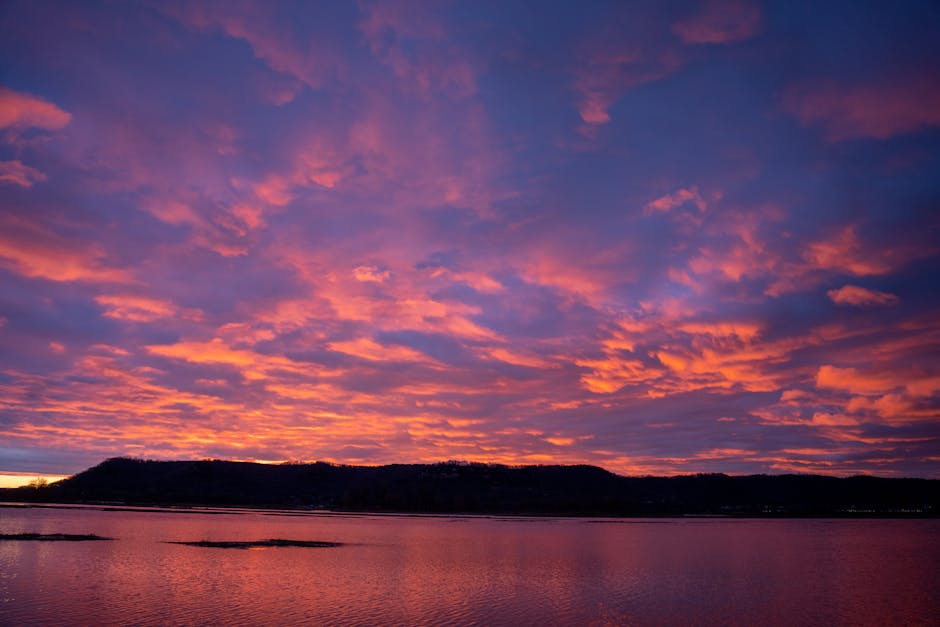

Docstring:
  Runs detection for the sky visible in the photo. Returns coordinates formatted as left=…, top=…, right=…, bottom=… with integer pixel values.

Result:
left=1, top=0, right=938, bottom=483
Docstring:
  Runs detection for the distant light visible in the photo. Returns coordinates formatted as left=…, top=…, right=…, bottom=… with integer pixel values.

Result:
left=0, top=473, right=69, bottom=488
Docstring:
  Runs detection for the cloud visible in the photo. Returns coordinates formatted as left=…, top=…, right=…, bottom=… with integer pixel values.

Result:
left=762, top=225, right=924, bottom=297
left=574, top=49, right=680, bottom=127
left=827, top=285, right=899, bottom=307
left=352, top=265, right=390, bottom=283
left=162, top=2, right=345, bottom=90
left=672, top=0, right=761, bottom=45
left=801, top=226, right=894, bottom=276
left=576, top=310, right=790, bottom=398
left=572, top=12, right=683, bottom=129
left=816, top=365, right=898, bottom=395
left=0, top=216, right=132, bottom=283
left=358, top=0, right=477, bottom=97
left=781, top=76, right=940, bottom=141
left=95, top=294, right=203, bottom=323
left=811, top=359, right=940, bottom=427
left=644, top=186, right=707, bottom=214
left=0, top=87, right=71, bottom=131
left=146, top=338, right=309, bottom=381
left=0, top=160, right=46, bottom=187
left=1, top=1, right=939, bottom=478
left=327, top=337, right=430, bottom=363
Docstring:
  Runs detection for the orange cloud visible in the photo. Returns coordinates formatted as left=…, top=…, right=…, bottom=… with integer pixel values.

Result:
left=578, top=308, right=793, bottom=397
left=0, top=87, right=71, bottom=131
left=743, top=320, right=939, bottom=435
left=146, top=338, right=310, bottom=380
left=672, top=0, right=761, bottom=45
left=0, top=160, right=47, bottom=187
left=827, top=285, right=898, bottom=307
left=482, top=347, right=554, bottom=370
left=576, top=355, right=659, bottom=394
left=816, top=365, right=898, bottom=394
left=845, top=394, right=929, bottom=422
left=685, top=206, right=785, bottom=287
left=677, top=320, right=761, bottom=341
left=906, top=376, right=940, bottom=398
left=810, top=412, right=860, bottom=427
left=327, top=337, right=430, bottom=363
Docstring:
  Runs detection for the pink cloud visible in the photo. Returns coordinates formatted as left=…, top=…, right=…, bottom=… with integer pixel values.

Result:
left=358, top=0, right=477, bottom=98
left=827, top=285, right=899, bottom=307
left=672, top=0, right=762, bottom=45
left=672, top=208, right=927, bottom=301
left=802, top=226, right=892, bottom=275
left=573, top=23, right=683, bottom=129
left=327, top=337, right=430, bottom=364
left=0, top=160, right=47, bottom=187
left=352, top=265, right=390, bottom=283
left=578, top=99, right=612, bottom=125
left=249, top=147, right=349, bottom=208
left=765, top=225, right=927, bottom=297
left=575, top=49, right=681, bottom=127
left=686, top=206, right=784, bottom=285
left=163, top=3, right=344, bottom=90
left=95, top=294, right=203, bottom=323
left=1, top=1, right=937, bottom=479
left=0, top=87, right=71, bottom=131
left=781, top=76, right=940, bottom=141
left=644, top=186, right=707, bottom=214
left=0, top=215, right=132, bottom=283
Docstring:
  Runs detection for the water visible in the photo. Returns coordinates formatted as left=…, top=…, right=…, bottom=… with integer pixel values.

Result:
left=1, top=505, right=937, bottom=626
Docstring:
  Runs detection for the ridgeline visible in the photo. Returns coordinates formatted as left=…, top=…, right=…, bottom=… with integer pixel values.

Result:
left=2, top=457, right=937, bottom=516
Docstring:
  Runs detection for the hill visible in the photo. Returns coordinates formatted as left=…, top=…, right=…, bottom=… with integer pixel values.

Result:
left=1, top=457, right=936, bottom=516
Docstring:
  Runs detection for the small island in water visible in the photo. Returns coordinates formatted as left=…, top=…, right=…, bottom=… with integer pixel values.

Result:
left=0, top=533, right=112, bottom=541
left=1, top=457, right=936, bottom=516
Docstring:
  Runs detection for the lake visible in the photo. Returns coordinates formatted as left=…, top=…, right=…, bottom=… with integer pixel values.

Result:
left=1, top=505, right=937, bottom=625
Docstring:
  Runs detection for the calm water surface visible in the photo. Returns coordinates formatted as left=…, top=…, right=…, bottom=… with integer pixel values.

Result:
left=1, top=505, right=937, bottom=625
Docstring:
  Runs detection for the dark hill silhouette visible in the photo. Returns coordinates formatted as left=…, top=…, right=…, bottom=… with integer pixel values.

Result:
left=1, top=457, right=936, bottom=516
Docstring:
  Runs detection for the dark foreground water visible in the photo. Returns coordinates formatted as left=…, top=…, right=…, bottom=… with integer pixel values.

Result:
left=1, top=506, right=937, bottom=625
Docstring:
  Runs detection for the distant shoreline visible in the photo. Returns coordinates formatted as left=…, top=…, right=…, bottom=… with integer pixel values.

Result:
left=2, top=501, right=936, bottom=519
left=2, top=458, right=935, bottom=518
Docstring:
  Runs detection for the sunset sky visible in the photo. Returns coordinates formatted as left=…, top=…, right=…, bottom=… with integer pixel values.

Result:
left=1, top=0, right=939, bottom=483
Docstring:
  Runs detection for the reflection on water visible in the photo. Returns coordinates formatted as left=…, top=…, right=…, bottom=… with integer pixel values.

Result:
left=1, top=506, right=937, bottom=625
